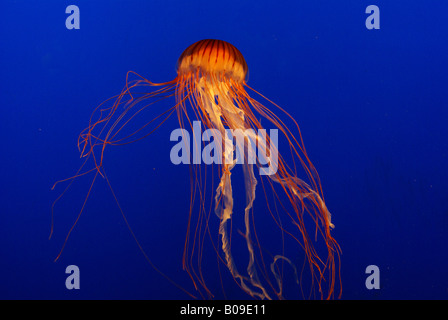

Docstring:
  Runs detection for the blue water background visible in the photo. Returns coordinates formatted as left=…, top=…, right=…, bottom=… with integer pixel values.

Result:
left=0, top=1, right=447, bottom=299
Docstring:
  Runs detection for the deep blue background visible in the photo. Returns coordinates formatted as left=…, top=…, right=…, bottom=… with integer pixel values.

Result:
left=1, top=0, right=447, bottom=299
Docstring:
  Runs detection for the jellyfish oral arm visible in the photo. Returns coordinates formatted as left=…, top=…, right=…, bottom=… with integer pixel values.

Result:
left=270, top=174, right=334, bottom=229
left=197, top=81, right=272, bottom=299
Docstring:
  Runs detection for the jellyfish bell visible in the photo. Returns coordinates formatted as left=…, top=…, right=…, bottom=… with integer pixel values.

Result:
left=52, top=39, right=341, bottom=300
left=177, top=39, right=248, bottom=82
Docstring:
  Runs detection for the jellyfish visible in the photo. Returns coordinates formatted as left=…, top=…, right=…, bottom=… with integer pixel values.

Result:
left=51, top=39, right=341, bottom=300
